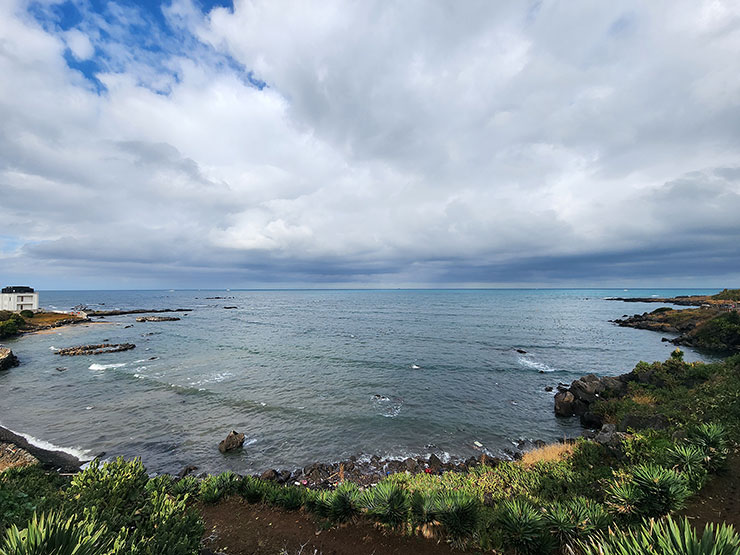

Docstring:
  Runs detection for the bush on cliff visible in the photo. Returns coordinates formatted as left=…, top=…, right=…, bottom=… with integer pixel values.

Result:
left=0, top=466, right=65, bottom=531
left=690, top=311, right=740, bottom=351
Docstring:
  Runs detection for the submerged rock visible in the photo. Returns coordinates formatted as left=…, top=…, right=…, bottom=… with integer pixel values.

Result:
left=56, top=343, right=135, bottom=356
left=135, top=316, right=180, bottom=322
left=218, top=430, right=245, bottom=453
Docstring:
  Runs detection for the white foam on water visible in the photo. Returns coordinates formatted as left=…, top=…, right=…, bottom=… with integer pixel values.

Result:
left=0, top=424, right=92, bottom=461
left=410, top=364, right=421, bottom=369
left=517, top=356, right=556, bottom=373
left=89, top=363, right=126, bottom=370
left=49, top=346, right=59, bottom=351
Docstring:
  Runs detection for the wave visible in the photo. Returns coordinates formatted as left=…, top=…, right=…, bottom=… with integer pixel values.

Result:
left=0, top=423, right=92, bottom=461
left=517, top=356, right=557, bottom=373
left=89, top=363, right=126, bottom=370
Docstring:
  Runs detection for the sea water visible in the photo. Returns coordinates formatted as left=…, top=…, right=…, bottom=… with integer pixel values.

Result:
left=0, top=288, right=720, bottom=474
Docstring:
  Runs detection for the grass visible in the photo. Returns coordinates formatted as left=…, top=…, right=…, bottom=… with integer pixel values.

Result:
left=520, top=442, right=574, bottom=466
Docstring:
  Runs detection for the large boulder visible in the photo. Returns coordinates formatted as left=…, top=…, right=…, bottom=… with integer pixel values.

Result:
left=218, top=430, right=245, bottom=453
left=0, top=348, right=19, bottom=371
left=554, top=390, right=575, bottom=417
left=570, top=374, right=605, bottom=404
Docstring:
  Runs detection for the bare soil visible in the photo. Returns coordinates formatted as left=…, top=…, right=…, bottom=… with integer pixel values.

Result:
left=679, top=450, right=740, bottom=531
left=199, top=497, right=476, bottom=555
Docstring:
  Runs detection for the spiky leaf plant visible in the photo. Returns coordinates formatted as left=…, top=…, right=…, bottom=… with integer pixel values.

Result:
left=545, top=497, right=610, bottom=551
left=171, top=476, right=199, bottom=497
left=607, top=464, right=689, bottom=520
left=238, top=476, right=267, bottom=504
left=667, top=443, right=708, bottom=490
left=275, top=486, right=306, bottom=512
left=199, top=471, right=240, bottom=504
left=329, top=483, right=361, bottom=523
left=359, top=482, right=409, bottom=530
left=689, top=422, right=730, bottom=472
left=0, top=512, right=108, bottom=555
left=496, top=498, right=553, bottom=555
left=304, top=490, right=333, bottom=519
left=434, top=491, right=480, bottom=549
left=410, top=491, right=439, bottom=527
left=580, top=515, right=740, bottom=554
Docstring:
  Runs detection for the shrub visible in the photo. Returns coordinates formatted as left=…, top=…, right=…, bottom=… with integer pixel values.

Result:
left=544, top=497, right=609, bottom=550
left=606, top=464, right=689, bottom=520
left=274, top=486, right=306, bottom=512
left=19, top=310, right=34, bottom=319
left=434, top=491, right=480, bottom=548
left=144, top=475, right=173, bottom=495
left=360, top=482, right=409, bottom=530
left=238, top=476, right=269, bottom=504
left=666, top=444, right=708, bottom=490
left=496, top=498, right=552, bottom=555
left=0, top=512, right=108, bottom=555
left=0, top=466, right=65, bottom=531
left=688, top=422, right=730, bottom=472
left=171, top=476, right=199, bottom=497
left=410, top=491, right=439, bottom=527
left=329, top=483, right=361, bottom=523
left=304, top=490, right=333, bottom=519
left=199, top=471, right=240, bottom=504
left=580, top=515, right=740, bottom=554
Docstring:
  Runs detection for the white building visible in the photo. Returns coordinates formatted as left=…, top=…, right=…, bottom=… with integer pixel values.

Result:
left=1, top=286, right=39, bottom=312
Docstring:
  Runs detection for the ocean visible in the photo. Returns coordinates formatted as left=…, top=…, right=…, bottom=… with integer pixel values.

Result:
left=0, top=288, right=720, bottom=475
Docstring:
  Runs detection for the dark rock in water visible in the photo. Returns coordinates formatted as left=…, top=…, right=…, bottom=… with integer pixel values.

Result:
left=516, top=349, right=527, bottom=354
left=124, top=325, right=133, bottom=328
left=554, top=390, right=575, bottom=417
left=403, top=457, right=418, bottom=472
left=135, top=316, right=180, bottom=322
left=55, top=367, right=67, bottom=372
left=0, top=348, right=20, bottom=371
left=223, top=306, right=238, bottom=310
left=277, top=470, right=292, bottom=484
left=618, top=414, right=669, bottom=432
left=427, top=453, right=443, bottom=472
left=178, top=464, right=198, bottom=478
left=260, top=469, right=278, bottom=481
left=56, top=343, right=135, bottom=356
left=544, top=386, right=554, bottom=392
left=218, top=430, right=245, bottom=453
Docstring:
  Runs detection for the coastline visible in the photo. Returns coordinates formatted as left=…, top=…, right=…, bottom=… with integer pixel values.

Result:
left=0, top=425, right=88, bottom=473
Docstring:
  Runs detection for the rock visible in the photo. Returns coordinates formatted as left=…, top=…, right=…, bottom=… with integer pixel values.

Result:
left=55, top=367, right=67, bottom=372
left=277, top=470, right=292, bottom=484
left=403, top=457, right=418, bottom=472
left=427, top=453, right=443, bottom=472
left=178, top=464, right=198, bottom=478
left=260, top=469, right=278, bottom=481
left=0, top=442, right=39, bottom=472
left=618, top=414, right=669, bottom=432
left=516, top=349, right=527, bottom=354
left=56, top=343, right=135, bottom=356
left=594, top=424, right=628, bottom=451
left=0, top=348, right=19, bottom=371
left=600, top=376, right=628, bottom=397
left=218, top=430, right=245, bottom=453
left=570, top=374, right=604, bottom=404
left=580, top=411, right=603, bottom=429
left=544, top=386, right=554, bottom=392
left=554, top=390, right=575, bottom=417
left=135, top=316, right=180, bottom=322
left=223, top=306, right=238, bottom=310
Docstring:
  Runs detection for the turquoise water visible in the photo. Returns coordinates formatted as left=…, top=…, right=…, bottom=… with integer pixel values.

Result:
left=0, top=289, right=720, bottom=474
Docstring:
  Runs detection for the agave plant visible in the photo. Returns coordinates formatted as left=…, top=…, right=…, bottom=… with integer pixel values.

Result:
left=689, top=422, right=730, bottom=472
left=199, top=471, right=240, bottom=504
left=607, top=464, right=689, bottom=520
left=274, top=486, right=306, bottom=512
left=304, top=489, right=334, bottom=519
left=496, top=498, right=553, bottom=555
left=410, top=491, right=439, bottom=527
left=359, top=482, right=410, bottom=530
left=0, top=512, right=108, bottom=555
left=580, top=515, right=740, bottom=554
left=329, top=483, right=361, bottom=523
left=667, top=443, right=708, bottom=490
left=545, top=497, right=610, bottom=551
left=434, top=491, right=480, bottom=548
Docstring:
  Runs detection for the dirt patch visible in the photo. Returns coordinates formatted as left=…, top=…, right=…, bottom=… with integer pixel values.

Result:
left=679, top=450, right=740, bottom=530
left=200, top=497, right=473, bottom=555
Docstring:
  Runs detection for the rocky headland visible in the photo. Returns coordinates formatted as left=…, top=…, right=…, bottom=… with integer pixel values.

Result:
left=0, top=347, right=19, bottom=371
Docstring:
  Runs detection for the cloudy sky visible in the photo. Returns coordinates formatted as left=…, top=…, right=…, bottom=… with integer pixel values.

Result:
left=1, top=0, right=739, bottom=289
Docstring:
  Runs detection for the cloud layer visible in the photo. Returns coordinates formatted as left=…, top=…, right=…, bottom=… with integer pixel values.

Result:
left=1, top=0, right=739, bottom=288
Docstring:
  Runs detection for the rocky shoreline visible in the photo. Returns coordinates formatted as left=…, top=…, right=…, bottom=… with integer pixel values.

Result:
left=0, top=347, right=19, bottom=371
left=0, top=426, right=85, bottom=473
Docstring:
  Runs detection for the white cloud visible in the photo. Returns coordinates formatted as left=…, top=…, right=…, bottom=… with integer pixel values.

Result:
left=1, top=0, right=740, bottom=287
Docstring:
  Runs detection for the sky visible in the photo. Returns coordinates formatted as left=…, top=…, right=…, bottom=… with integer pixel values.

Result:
left=1, top=0, right=739, bottom=289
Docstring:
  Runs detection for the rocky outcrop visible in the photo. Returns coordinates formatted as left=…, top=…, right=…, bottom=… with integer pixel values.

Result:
left=135, top=316, right=180, bottom=322
left=56, top=343, right=136, bottom=356
left=87, top=308, right=192, bottom=316
left=553, top=373, right=630, bottom=426
left=0, top=442, right=39, bottom=472
left=0, top=347, right=19, bottom=370
left=218, top=430, right=245, bottom=453
left=0, top=426, right=83, bottom=472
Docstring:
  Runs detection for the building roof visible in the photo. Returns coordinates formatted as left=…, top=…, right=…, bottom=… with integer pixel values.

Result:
left=1, top=286, right=35, bottom=294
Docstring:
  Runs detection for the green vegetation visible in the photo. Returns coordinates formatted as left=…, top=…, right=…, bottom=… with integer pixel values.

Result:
left=0, top=313, right=25, bottom=338
left=712, top=288, right=740, bottom=301
left=689, top=311, right=740, bottom=351
left=1, top=352, right=739, bottom=553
